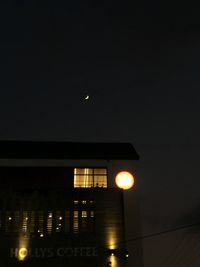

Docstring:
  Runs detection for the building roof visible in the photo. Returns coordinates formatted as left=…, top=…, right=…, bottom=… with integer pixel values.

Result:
left=0, top=141, right=139, bottom=160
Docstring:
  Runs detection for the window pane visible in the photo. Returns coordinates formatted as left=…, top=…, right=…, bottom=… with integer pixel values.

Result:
left=74, top=168, right=107, bottom=188
left=82, top=211, right=87, bottom=218
left=90, top=210, right=95, bottom=233
left=81, top=211, right=87, bottom=233
left=94, top=168, right=107, bottom=175
left=74, top=175, right=93, bottom=188
left=47, top=211, right=52, bottom=235
left=73, top=211, right=79, bottom=234
left=74, top=168, right=93, bottom=175
left=94, top=176, right=107, bottom=187
left=22, top=211, right=28, bottom=233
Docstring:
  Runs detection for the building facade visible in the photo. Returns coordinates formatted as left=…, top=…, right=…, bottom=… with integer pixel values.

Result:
left=0, top=141, right=143, bottom=267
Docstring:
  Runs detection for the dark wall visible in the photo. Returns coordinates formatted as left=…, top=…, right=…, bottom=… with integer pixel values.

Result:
left=0, top=167, right=73, bottom=190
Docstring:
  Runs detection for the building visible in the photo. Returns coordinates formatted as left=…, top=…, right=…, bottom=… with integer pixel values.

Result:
left=0, top=141, right=143, bottom=267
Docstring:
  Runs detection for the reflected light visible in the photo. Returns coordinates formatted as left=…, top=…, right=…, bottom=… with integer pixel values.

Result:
left=108, top=254, right=118, bottom=267
left=115, top=171, right=134, bottom=190
left=107, top=231, right=117, bottom=250
left=18, top=247, right=28, bottom=261
left=18, top=236, right=29, bottom=261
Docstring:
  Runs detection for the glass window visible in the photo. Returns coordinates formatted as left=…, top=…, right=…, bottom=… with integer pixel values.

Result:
left=94, top=175, right=107, bottom=187
left=22, top=211, right=28, bottom=233
left=90, top=210, right=95, bottom=233
left=81, top=211, right=87, bottom=233
left=73, top=211, right=79, bottom=234
left=75, top=168, right=93, bottom=175
left=82, top=211, right=87, bottom=218
left=94, top=169, right=107, bottom=175
left=74, top=168, right=107, bottom=188
left=47, top=211, right=53, bottom=235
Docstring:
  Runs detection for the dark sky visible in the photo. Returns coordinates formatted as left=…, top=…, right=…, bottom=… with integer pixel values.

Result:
left=1, top=1, right=200, bottom=266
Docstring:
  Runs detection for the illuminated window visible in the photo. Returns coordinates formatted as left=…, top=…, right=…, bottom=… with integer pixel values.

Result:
left=74, top=168, right=107, bottom=188
left=22, top=211, right=28, bottom=233
left=47, top=212, right=53, bottom=235
left=81, top=211, right=87, bottom=232
left=82, top=211, right=87, bottom=218
left=73, top=211, right=79, bottom=234
left=90, top=211, right=95, bottom=218
left=90, top=210, right=95, bottom=233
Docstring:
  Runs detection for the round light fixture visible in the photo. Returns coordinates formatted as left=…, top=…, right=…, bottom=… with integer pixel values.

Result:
left=115, top=171, right=135, bottom=190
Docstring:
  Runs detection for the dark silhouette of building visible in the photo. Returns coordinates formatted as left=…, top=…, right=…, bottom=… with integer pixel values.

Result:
left=0, top=141, right=143, bottom=267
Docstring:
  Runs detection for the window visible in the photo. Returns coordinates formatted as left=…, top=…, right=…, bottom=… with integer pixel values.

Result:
left=22, top=211, right=28, bottom=233
left=65, top=211, right=70, bottom=233
left=73, top=211, right=79, bottom=234
left=74, top=168, right=107, bottom=188
left=90, top=210, right=95, bottom=233
left=81, top=211, right=87, bottom=232
left=47, top=212, right=52, bottom=235
left=56, top=211, right=62, bottom=233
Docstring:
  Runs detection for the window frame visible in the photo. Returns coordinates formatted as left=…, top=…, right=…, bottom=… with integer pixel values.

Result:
left=73, top=167, right=108, bottom=188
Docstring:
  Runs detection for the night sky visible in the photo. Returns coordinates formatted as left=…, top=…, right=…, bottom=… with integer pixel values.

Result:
left=1, top=1, right=200, bottom=266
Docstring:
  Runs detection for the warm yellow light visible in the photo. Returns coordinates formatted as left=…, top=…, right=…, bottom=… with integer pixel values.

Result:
left=115, top=171, right=135, bottom=190
left=18, top=248, right=28, bottom=261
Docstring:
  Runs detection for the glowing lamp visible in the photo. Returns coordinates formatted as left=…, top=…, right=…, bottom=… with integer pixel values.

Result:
left=115, top=171, right=135, bottom=190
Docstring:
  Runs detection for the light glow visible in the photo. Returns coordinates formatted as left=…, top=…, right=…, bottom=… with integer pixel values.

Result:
left=115, top=171, right=135, bottom=190
left=18, top=248, right=28, bottom=261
